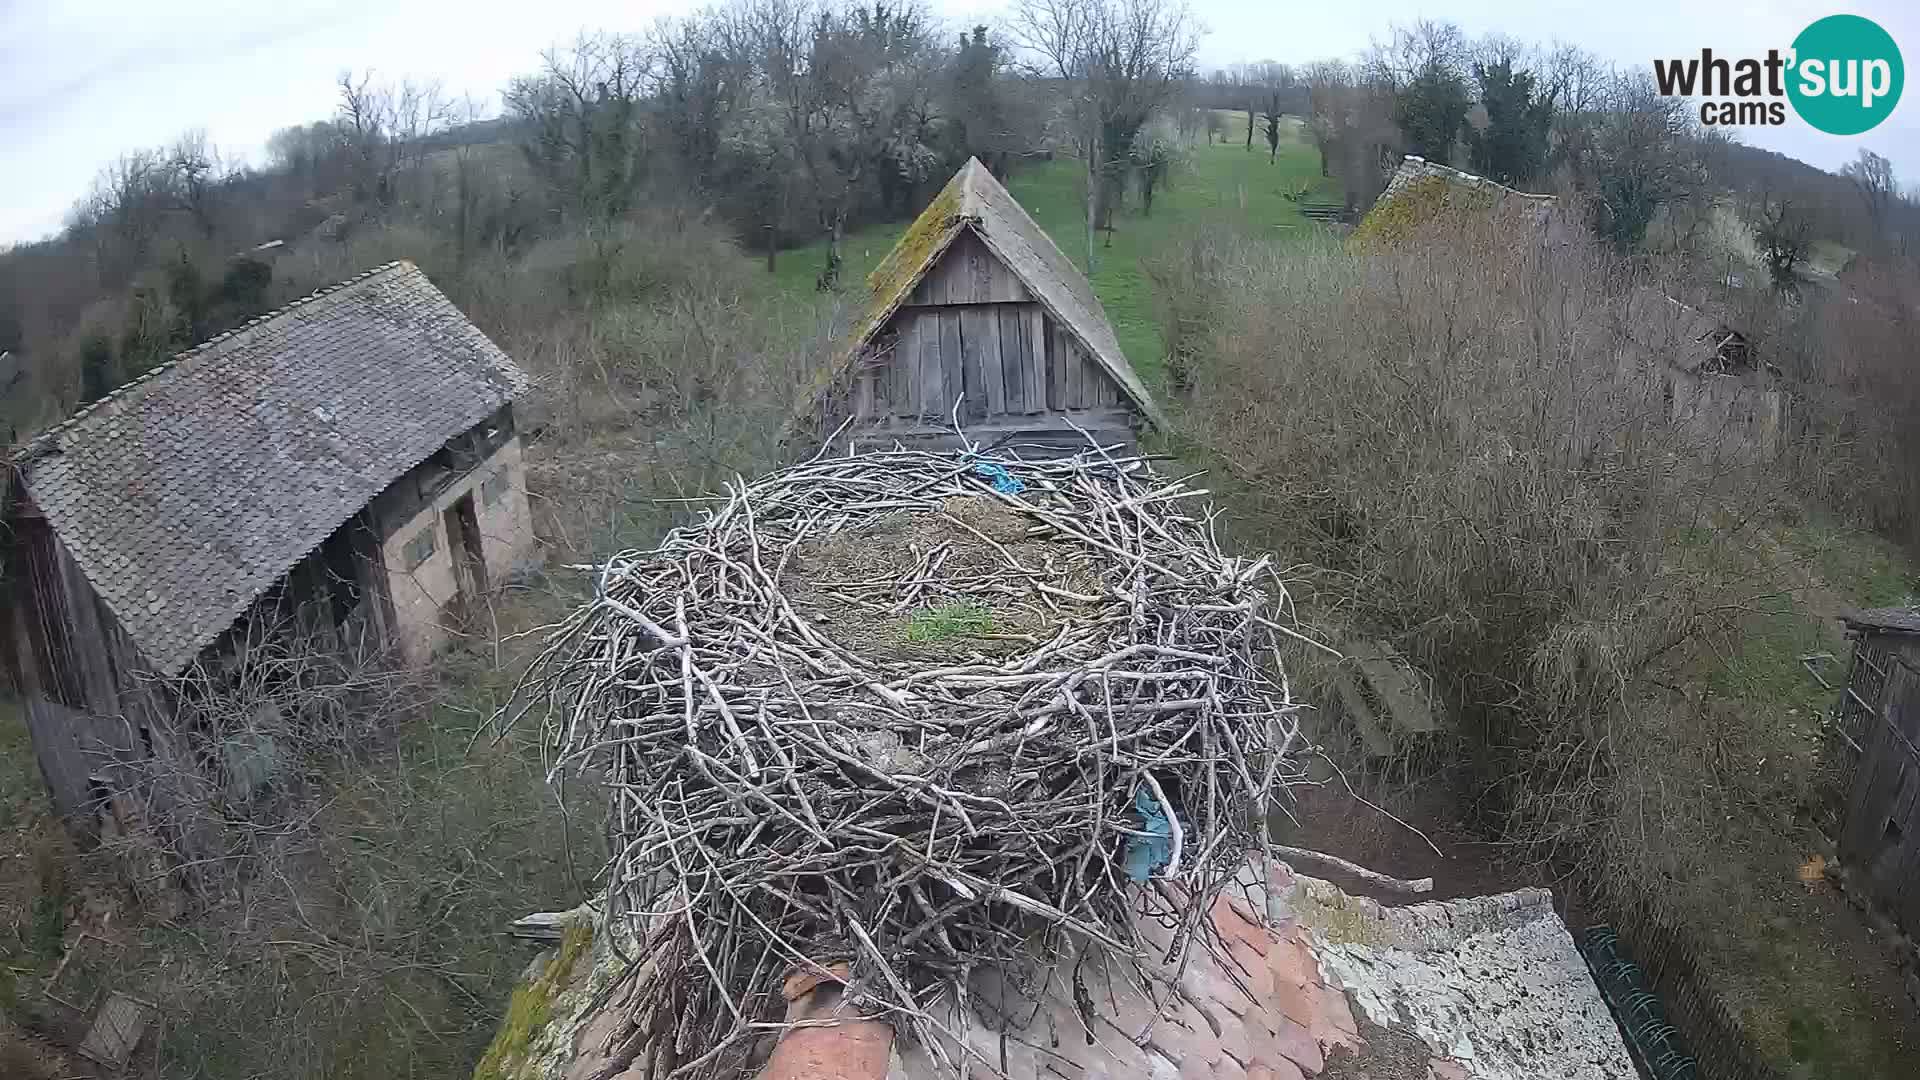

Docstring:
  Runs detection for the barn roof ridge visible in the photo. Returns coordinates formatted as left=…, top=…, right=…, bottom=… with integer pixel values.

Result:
left=1380, top=154, right=1558, bottom=207
left=13, top=260, right=529, bottom=675
left=820, top=157, right=1165, bottom=428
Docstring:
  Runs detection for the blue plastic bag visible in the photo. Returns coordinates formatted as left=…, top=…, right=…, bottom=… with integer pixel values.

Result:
left=971, top=460, right=1025, bottom=495
left=1123, top=786, right=1174, bottom=882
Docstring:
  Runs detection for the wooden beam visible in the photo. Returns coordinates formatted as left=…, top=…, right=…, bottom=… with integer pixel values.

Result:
left=1027, top=308, right=1048, bottom=413
left=939, top=310, right=964, bottom=422
left=920, top=312, right=947, bottom=418
left=957, top=310, right=986, bottom=421
left=965, top=307, right=1004, bottom=416
left=1049, top=319, right=1067, bottom=411
left=891, top=322, right=917, bottom=417
left=1000, top=306, right=1026, bottom=414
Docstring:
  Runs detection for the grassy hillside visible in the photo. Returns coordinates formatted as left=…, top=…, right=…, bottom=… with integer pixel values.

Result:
left=772, top=120, right=1335, bottom=388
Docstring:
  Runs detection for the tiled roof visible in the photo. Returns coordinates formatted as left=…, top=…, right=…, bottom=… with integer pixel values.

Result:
left=829, top=158, right=1165, bottom=428
left=1625, top=288, right=1750, bottom=373
left=1844, top=607, right=1920, bottom=634
left=17, top=261, right=528, bottom=675
left=1378, top=155, right=1558, bottom=208
left=533, top=862, right=1635, bottom=1080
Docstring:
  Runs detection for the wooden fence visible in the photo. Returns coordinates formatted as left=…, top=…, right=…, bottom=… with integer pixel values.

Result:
left=1829, top=629, right=1920, bottom=935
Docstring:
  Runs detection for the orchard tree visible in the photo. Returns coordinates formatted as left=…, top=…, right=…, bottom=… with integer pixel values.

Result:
left=1010, top=0, right=1200, bottom=272
left=1261, top=92, right=1283, bottom=163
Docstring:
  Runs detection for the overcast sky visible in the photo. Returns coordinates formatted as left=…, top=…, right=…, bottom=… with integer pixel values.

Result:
left=3, top=0, right=1916, bottom=246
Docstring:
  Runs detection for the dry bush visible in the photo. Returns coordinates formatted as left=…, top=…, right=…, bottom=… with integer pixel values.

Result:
left=455, top=202, right=842, bottom=559
left=60, top=603, right=605, bottom=1080
left=94, top=616, right=434, bottom=909
left=1771, top=273, right=1920, bottom=554
left=1157, top=213, right=1786, bottom=905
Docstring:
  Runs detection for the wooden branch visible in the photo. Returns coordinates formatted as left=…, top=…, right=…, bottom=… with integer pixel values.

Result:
left=1273, top=845, right=1435, bottom=894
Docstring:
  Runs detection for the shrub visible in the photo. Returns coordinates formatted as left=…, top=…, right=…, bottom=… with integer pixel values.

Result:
left=1772, top=271, right=1920, bottom=555
left=1156, top=207, right=1784, bottom=906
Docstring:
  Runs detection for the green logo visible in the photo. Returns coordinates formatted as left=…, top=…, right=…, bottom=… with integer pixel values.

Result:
left=1787, top=15, right=1903, bottom=135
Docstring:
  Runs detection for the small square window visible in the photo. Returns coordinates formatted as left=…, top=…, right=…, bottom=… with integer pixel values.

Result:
left=401, top=526, right=437, bottom=570
left=481, top=469, right=513, bottom=508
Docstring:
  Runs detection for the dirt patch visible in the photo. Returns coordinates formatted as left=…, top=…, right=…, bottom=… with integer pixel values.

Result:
left=0, top=1024, right=92, bottom=1080
left=785, top=496, right=1105, bottom=665
left=1272, top=769, right=1535, bottom=904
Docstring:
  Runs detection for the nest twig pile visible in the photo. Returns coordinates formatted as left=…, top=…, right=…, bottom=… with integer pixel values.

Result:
left=514, top=442, right=1313, bottom=1079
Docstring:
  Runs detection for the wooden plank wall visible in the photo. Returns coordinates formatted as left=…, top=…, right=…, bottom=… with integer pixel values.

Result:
left=4, top=515, right=157, bottom=826
left=852, top=230, right=1129, bottom=425
left=907, top=232, right=1033, bottom=306
left=862, top=305, right=1124, bottom=423
left=1839, top=637, right=1920, bottom=934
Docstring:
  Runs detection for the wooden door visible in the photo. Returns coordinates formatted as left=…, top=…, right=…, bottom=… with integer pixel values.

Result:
left=442, top=494, right=488, bottom=622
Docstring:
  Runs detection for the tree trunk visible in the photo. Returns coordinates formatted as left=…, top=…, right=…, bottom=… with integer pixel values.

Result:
left=1246, top=108, right=1254, bottom=150
left=764, top=224, right=777, bottom=274
left=817, top=212, right=843, bottom=291
left=1085, top=120, right=1100, bottom=275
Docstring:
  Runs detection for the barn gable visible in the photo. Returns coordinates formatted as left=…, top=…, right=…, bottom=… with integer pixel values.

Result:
left=813, top=158, right=1164, bottom=451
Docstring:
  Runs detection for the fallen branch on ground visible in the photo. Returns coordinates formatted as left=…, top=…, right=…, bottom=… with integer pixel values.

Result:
left=1273, top=845, right=1435, bottom=894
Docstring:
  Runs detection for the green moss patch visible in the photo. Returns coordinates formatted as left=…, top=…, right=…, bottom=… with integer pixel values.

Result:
left=472, top=921, right=594, bottom=1080
left=907, top=601, right=996, bottom=642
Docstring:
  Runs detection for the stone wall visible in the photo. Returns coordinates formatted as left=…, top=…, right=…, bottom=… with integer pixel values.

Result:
left=380, top=436, right=536, bottom=664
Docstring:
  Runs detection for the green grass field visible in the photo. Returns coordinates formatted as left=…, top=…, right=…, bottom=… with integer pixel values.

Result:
left=770, top=121, right=1334, bottom=388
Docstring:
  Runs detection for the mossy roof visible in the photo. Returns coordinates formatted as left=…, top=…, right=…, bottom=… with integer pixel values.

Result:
left=807, top=158, right=1164, bottom=428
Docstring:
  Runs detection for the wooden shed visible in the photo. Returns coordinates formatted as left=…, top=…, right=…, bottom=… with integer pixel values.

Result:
left=810, top=158, right=1163, bottom=455
left=1, top=261, right=535, bottom=833
left=1832, top=607, right=1920, bottom=934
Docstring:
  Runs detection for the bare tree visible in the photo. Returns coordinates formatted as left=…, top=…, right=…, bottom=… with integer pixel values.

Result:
left=1754, top=193, right=1813, bottom=291
left=1009, top=0, right=1199, bottom=271
left=745, top=0, right=941, bottom=289
left=1366, top=20, right=1469, bottom=163
left=335, top=70, right=452, bottom=207
left=1564, top=71, right=1701, bottom=251
left=505, top=35, right=652, bottom=222
left=1844, top=149, right=1898, bottom=249
left=166, top=130, right=227, bottom=240
left=1261, top=91, right=1283, bottom=163
left=1304, top=61, right=1401, bottom=212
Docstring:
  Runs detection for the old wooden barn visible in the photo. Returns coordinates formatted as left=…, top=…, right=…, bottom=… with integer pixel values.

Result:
left=1832, top=606, right=1920, bottom=935
left=811, top=157, right=1163, bottom=454
left=1, top=261, right=535, bottom=831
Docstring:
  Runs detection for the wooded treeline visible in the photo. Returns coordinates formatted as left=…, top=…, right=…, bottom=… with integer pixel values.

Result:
left=6, top=5, right=1919, bottom=447
left=1198, top=21, right=1920, bottom=270
left=3, top=0, right=1229, bottom=443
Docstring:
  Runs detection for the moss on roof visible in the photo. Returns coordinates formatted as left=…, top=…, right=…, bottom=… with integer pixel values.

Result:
left=853, top=174, right=968, bottom=347
left=796, top=171, right=968, bottom=418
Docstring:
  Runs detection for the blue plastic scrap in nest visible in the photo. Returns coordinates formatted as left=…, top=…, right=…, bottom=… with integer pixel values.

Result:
left=971, top=459, right=1025, bottom=495
left=1123, top=786, right=1174, bottom=882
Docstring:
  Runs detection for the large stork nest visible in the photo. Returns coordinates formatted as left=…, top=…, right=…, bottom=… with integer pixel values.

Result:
left=513, top=443, right=1315, bottom=1079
